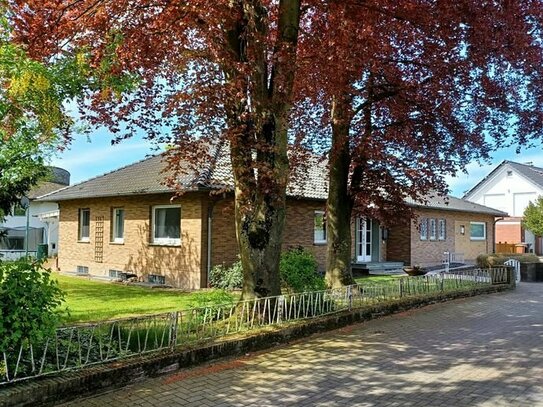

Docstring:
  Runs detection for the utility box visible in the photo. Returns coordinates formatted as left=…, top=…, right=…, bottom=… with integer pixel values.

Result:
left=36, top=244, right=48, bottom=260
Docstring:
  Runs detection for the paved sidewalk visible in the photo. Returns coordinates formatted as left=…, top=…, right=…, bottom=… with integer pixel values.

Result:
left=61, top=283, right=543, bottom=407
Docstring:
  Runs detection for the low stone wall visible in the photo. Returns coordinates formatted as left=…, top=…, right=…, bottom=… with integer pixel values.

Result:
left=520, top=263, right=543, bottom=282
left=0, top=283, right=513, bottom=407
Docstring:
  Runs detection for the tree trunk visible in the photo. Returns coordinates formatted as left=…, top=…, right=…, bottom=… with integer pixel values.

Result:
left=225, top=0, right=300, bottom=299
left=325, top=97, right=355, bottom=288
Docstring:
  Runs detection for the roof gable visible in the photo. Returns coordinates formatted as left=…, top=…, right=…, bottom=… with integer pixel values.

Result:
left=463, top=160, right=543, bottom=199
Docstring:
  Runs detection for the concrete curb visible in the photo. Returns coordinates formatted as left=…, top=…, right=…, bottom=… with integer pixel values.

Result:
left=0, top=284, right=512, bottom=407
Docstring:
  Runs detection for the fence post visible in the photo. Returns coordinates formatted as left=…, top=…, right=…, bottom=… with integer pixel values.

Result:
left=440, top=274, right=444, bottom=292
left=399, top=279, right=403, bottom=298
left=170, top=311, right=179, bottom=350
left=277, top=295, right=285, bottom=324
left=347, top=285, right=353, bottom=311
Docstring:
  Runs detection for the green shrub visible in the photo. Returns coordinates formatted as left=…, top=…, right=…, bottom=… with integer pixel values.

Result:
left=280, top=247, right=326, bottom=293
left=0, top=260, right=65, bottom=352
left=189, top=289, right=236, bottom=308
left=476, top=253, right=541, bottom=268
left=209, top=259, right=243, bottom=290
left=188, top=290, right=236, bottom=326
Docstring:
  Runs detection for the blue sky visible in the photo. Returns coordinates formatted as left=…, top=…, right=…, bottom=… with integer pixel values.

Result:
left=48, top=128, right=543, bottom=198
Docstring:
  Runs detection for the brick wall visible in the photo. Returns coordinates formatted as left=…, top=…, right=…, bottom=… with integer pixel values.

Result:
left=283, top=199, right=327, bottom=271
left=386, top=219, right=411, bottom=264
left=57, top=194, right=205, bottom=289
left=495, top=219, right=523, bottom=244
left=210, top=197, right=327, bottom=272
left=58, top=193, right=328, bottom=290
left=409, top=209, right=496, bottom=267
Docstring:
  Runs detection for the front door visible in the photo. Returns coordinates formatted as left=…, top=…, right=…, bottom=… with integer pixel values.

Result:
left=357, top=218, right=372, bottom=262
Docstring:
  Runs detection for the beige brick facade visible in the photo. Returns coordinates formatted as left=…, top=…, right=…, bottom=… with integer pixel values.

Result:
left=406, top=209, right=495, bottom=266
left=57, top=193, right=328, bottom=289
left=56, top=192, right=497, bottom=289
left=58, top=194, right=206, bottom=289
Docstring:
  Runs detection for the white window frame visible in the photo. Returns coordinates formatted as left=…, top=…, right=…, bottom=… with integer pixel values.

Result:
left=152, top=205, right=181, bottom=246
left=78, top=208, right=90, bottom=242
left=111, top=208, right=125, bottom=244
left=470, top=222, right=486, bottom=241
left=419, top=218, right=428, bottom=240
left=314, top=211, right=327, bottom=244
left=429, top=218, right=437, bottom=241
left=438, top=219, right=446, bottom=241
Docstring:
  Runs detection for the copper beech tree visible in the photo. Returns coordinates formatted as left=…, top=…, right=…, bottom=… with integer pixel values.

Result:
left=10, top=0, right=543, bottom=293
left=294, top=1, right=543, bottom=287
left=11, top=0, right=311, bottom=298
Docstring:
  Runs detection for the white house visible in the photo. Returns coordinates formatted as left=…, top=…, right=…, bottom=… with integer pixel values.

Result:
left=463, top=160, right=543, bottom=254
left=0, top=168, right=70, bottom=260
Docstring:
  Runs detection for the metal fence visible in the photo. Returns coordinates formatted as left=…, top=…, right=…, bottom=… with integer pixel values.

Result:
left=1, top=267, right=511, bottom=385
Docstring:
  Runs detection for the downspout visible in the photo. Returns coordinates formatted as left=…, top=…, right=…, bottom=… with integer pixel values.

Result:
left=206, top=199, right=217, bottom=287
left=493, top=217, right=504, bottom=254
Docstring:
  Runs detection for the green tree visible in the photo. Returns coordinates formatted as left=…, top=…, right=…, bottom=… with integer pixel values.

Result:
left=523, top=197, right=543, bottom=237
left=0, top=6, right=89, bottom=218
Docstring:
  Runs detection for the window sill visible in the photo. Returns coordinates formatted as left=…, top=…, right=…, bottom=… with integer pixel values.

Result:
left=78, top=240, right=90, bottom=244
left=470, top=238, right=486, bottom=241
left=313, top=241, right=327, bottom=246
left=149, top=242, right=182, bottom=247
left=110, top=241, right=125, bottom=245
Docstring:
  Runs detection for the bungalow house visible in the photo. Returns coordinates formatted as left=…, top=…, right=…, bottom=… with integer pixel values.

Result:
left=463, top=160, right=543, bottom=254
left=36, top=145, right=505, bottom=288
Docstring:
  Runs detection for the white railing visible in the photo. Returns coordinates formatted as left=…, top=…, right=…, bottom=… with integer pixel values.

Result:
left=1, top=268, right=510, bottom=385
left=442, top=252, right=465, bottom=265
left=0, top=251, right=37, bottom=261
left=504, top=259, right=521, bottom=283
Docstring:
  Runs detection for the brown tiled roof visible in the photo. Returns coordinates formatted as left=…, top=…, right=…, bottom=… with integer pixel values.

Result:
left=36, top=143, right=329, bottom=202
left=36, top=144, right=504, bottom=216
left=28, top=182, right=69, bottom=200
left=406, top=194, right=507, bottom=217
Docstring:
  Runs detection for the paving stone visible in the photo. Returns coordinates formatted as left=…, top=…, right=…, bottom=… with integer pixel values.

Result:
left=59, top=283, right=543, bottom=406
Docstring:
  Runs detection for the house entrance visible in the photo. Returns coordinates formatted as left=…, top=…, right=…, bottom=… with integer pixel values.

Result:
left=357, top=218, right=372, bottom=262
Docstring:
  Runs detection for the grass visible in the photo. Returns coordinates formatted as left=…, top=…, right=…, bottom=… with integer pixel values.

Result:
left=355, top=274, right=404, bottom=285
left=56, top=273, right=405, bottom=325
left=55, top=274, right=206, bottom=324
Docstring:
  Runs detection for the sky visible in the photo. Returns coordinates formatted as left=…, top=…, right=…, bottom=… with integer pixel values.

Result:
left=48, top=128, right=543, bottom=198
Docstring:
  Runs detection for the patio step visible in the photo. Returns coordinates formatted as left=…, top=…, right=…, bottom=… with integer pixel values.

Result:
left=352, top=262, right=404, bottom=271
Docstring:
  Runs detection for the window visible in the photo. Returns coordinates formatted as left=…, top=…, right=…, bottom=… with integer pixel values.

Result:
left=429, top=218, right=437, bottom=240
left=0, top=235, right=24, bottom=250
left=419, top=218, right=428, bottom=240
left=507, top=170, right=513, bottom=177
left=152, top=205, right=181, bottom=245
left=111, top=208, right=125, bottom=243
left=314, top=211, right=327, bottom=244
left=78, top=209, right=90, bottom=242
left=438, top=219, right=446, bottom=240
left=470, top=222, right=486, bottom=240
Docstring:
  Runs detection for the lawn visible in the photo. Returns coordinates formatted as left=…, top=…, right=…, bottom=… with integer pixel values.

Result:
left=56, top=273, right=404, bottom=325
left=55, top=274, right=206, bottom=324
left=355, top=274, right=404, bottom=285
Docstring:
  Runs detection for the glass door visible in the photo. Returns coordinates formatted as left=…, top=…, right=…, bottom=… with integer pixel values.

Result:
left=357, top=218, right=372, bottom=262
